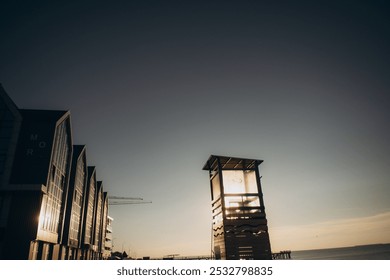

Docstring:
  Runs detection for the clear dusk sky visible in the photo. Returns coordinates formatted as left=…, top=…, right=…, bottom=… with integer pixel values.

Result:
left=1, top=0, right=389, bottom=258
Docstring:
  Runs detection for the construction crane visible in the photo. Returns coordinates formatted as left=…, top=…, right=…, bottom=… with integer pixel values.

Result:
left=108, top=196, right=152, bottom=206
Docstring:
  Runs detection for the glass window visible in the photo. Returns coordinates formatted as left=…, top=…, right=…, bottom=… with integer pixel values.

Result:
left=40, top=120, right=71, bottom=234
left=224, top=196, right=260, bottom=208
left=211, top=173, right=221, bottom=200
left=222, top=170, right=258, bottom=194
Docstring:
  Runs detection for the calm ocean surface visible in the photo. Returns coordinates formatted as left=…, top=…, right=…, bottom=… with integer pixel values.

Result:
left=291, top=244, right=390, bottom=260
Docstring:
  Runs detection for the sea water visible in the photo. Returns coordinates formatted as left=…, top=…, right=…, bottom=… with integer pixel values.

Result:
left=291, top=244, right=390, bottom=260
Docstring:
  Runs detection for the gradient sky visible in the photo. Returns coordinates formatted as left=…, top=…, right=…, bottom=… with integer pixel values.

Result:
left=1, top=1, right=389, bottom=257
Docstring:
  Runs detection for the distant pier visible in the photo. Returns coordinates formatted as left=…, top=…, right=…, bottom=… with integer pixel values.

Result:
left=272, top=250, right=292, bottom=259
left=141, top=252, right=292, bottom=260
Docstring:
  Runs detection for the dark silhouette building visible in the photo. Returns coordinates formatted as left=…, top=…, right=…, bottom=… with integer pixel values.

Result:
left=4, top=109, right=73, bottom=260
left=203, top=155, right=272, bottom=260
left=0, top=84, right=23, bottom=259
left=0, top=84, right=112, bottom=259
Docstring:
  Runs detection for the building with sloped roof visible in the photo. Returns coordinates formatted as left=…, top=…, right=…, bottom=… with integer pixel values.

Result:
left=0, top=84, right=111, bottom=260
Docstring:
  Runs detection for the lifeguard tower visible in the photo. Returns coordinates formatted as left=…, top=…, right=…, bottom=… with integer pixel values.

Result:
left=203, top=155, right=272, bottom=260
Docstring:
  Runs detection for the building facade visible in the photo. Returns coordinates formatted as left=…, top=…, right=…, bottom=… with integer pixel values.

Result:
left=0, top=85, right=112, bottom=260
left=94, top=181, right=104, bottom=259
left=103, top=215, right=113, bottom=259
left=62, top=145, right=88, bottom=259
